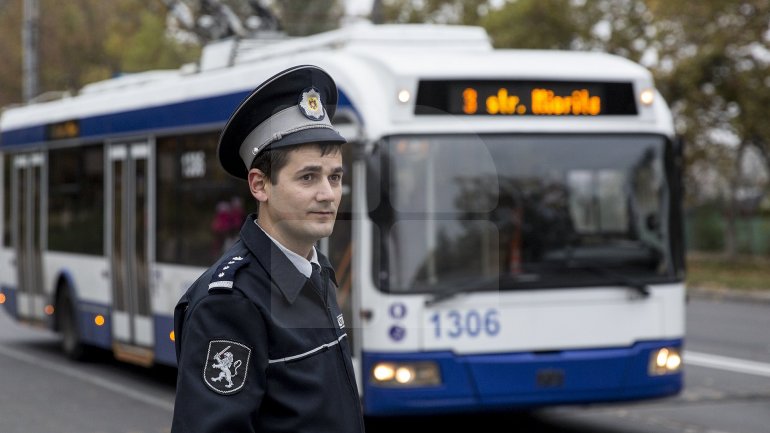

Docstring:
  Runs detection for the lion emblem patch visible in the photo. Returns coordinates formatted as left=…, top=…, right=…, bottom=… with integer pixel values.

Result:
left=203, top=339, right=251, bottom=394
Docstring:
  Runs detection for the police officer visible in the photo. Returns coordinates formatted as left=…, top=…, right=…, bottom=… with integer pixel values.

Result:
left=171, top=65, right=365, bottom=433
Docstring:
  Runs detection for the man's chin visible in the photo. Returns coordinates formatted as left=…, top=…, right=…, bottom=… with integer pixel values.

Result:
left=307, top=222, right=335, bottom=241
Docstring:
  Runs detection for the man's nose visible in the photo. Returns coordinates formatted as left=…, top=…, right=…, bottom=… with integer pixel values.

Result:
left=316, top=177, right=335, bottom=201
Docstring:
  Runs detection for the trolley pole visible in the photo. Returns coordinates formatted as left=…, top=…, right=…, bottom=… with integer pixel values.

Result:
left=22, top=0, right=40, bottom=103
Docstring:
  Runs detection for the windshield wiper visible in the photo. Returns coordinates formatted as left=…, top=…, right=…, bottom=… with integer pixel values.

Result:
left=424, top=276, right=504, bottom=307
left=572, top=265, right=650, bottom=298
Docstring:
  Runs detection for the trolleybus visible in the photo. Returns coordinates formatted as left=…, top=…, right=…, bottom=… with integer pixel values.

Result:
left=0, top=23, right=684, bottom=415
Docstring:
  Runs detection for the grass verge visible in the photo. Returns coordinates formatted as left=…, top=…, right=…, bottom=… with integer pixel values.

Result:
left=686, top=253, right=770, bottom=291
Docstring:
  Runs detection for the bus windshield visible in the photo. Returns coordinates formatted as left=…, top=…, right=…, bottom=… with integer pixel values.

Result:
left=373, top=134, right=676, bottom=294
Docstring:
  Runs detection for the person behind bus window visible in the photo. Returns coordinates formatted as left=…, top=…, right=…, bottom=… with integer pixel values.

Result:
left=226, top=195, right=245, bottom=244
left=171, top=65, right=365, bottom=433
left=210, top=200, right=232, bottom=256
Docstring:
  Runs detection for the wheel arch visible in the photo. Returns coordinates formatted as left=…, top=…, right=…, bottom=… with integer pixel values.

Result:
left=53, top=271, right=79, bottom=332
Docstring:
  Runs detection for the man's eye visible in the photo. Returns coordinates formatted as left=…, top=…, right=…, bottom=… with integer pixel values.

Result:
left=301, top=174, right=313, bottom=181
left=330, top=174, right=342, bottom=182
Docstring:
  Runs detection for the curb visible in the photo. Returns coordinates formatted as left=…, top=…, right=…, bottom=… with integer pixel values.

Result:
left=687, top=287, right=770, bottom=305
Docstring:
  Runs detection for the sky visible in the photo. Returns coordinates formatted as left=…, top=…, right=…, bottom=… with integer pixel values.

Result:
left=345, top=0, right=374, bottom=17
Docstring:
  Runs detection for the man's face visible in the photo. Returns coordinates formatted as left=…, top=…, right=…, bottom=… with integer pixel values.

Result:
left=259, top=145, right=343, bottom=250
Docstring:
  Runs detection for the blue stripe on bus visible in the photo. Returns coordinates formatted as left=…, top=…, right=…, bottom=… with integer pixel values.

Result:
left=0, top=286, right=18, bottom=319
left=362, top=339, right=683, bottom=416
left=0, top=92, right=249, bottom=146
left=0, top=280, right=175, bottom=366
left=77, top=301, right=112, bottom=348
left=154, top=314, right=177, bottom=367
left=74, top=304, right=176, bottom=367
left=1, top=89, right=356, bottom=147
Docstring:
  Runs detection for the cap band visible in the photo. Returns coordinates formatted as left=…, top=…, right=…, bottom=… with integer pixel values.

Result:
left=238, top=105, right=335, bottom=170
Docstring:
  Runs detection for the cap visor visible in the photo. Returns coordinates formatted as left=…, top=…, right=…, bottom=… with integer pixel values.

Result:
left=268, top=126, right=347, bottom=150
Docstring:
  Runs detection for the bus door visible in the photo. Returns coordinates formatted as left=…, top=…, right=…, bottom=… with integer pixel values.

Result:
left=108, top=140, right=154, bottom=365
left=11, top=152, right=46, bottom=321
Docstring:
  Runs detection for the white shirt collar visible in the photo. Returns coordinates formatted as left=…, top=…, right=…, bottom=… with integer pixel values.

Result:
left=255, top=221, right=319, bottom=278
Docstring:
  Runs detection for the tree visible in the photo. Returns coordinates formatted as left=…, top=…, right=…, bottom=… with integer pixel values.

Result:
left=0, top=0, right=199, bottom=107
left=379, top=0, right=486, bottom=25
left=104, top=0, right=199, bottom=74
left=651, top=0, right=770, bottom=256
left=483, top=0, right=579, bottom=49
left=0, top=0, right=23, bottom=106
left=271, top=0, right=344, bottom=36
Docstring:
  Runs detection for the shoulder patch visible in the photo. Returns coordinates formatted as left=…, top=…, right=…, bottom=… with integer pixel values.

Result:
left=203, top=339, right=251, bottom=395
left=208, top=255, right=249, bottom=292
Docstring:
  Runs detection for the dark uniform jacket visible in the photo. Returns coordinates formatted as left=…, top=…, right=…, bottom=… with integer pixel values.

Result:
left=171, top=214, right=365, bottom=433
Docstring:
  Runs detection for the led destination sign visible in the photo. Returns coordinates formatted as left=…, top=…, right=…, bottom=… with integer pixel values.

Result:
left=46, top=120, right=80, bottom=140
left=415, top=80, right=638, bottom=116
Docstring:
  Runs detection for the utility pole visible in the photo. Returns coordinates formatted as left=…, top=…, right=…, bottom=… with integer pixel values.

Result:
left=370, top=0, right=383, bottom=24
left=22, top=0, right=39, bottom=103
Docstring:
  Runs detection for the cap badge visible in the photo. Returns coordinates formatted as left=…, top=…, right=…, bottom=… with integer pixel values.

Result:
left=299, top=87, right=325, bottom=121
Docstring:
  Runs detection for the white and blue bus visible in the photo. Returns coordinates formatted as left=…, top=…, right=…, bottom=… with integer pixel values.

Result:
left=0, top=23, right=684, bottom=415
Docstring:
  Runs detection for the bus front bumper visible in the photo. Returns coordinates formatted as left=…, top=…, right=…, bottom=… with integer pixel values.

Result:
left=362, top=339, right=683, bottom=416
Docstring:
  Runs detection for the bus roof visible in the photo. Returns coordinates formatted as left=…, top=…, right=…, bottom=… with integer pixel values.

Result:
left=0, top=23, right=669, bottom=145
left=349, top=48, right=650, bottom=81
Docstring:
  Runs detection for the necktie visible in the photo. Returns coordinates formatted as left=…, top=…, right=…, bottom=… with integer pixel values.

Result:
left=310, top=263, right=326, bottom=298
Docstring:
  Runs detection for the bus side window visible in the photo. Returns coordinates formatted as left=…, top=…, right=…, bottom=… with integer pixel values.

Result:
left=156, top=133, right=252, bottom=267
left=2, top=154, right=10, bottom=247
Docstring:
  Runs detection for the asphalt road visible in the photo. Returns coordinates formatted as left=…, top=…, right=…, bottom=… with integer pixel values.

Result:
left=0, top=294, right=768, bottom=433
left=0, top=309, right=175, bottom=433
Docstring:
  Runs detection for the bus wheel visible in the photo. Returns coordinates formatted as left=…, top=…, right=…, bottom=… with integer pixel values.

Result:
left=57, top=289, right=88, bottom=361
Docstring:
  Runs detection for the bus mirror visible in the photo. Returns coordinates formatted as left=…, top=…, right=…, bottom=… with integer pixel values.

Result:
left=332, top=108, right=362, bottom=143
left=365, top=141, right=394, bottom=225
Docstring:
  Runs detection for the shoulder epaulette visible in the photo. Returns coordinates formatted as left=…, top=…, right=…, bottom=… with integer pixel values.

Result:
left=208, top=255, right=250, bottom=293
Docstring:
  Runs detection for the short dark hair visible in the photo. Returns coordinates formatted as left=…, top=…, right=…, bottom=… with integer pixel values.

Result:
left=249, top=142, right=342, bottom=185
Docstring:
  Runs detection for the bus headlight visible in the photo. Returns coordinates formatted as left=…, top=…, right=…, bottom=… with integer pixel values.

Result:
left=371, top=361, right=441, bottom=387
left=649, top=347, right=682, bottom=375
left=397, top=89, right=411, bottom=103
left=640, top=88, right=655, bottom=106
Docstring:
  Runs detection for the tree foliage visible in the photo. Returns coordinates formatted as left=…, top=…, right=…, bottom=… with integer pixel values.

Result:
left=105, top=0, right=198, bottom=73
left=0, top=0, right=345, bottom=107
left=0, top=0, right=198, bottom=107
left=0, top=1, right=23, bottom=106
left=649, top=0, right=770, bottom=254
left=271, top=0, right=343, bottom=36
left=483, top=0, right=579, bottom=49
left=379, top=0, right=486, bottom=25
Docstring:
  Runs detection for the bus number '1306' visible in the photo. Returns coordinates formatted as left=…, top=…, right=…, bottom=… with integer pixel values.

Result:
left=429, top=309, right=501, bottom=339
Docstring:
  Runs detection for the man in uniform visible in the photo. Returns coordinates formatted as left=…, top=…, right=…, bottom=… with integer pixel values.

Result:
left=171, top=65, right=365, bottom=433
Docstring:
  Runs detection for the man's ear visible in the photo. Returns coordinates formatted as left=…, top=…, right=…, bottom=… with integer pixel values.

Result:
left=248, top=168, right=269, bottom=203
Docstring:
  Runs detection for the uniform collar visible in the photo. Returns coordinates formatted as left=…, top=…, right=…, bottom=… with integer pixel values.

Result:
left=256, top=220, right=319, bottom=278
left=240, top=214, right=337, bottom=303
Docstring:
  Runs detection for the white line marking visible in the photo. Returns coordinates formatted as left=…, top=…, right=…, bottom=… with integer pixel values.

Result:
left=685, top=350, right=770, bottom=378
left=0, top=345, right=174, bottom=412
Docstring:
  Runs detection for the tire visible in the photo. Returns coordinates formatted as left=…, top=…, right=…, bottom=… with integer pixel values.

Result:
left=56, top=289, right=89, bottom=361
